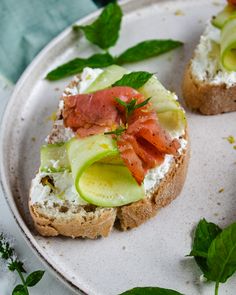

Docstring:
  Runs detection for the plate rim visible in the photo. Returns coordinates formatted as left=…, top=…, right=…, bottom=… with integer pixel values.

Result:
left=0, top=0, right=214, bottom=293
left=0, top=0, right=164, bottom=293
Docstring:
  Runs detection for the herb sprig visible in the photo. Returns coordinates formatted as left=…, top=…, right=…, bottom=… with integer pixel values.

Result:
left=0, top=233, right=45, bottom=295
left=115, top=96, right=151, bottom=118
left=46, top=2, right=183, bottom=81
left=104, top=126, right=126, bottom=136
left=77, top=2, right=122, bottom=50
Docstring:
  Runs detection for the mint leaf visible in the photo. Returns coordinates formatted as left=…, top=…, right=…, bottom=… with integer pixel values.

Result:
left=119, top=287, right=183, bottom=295
left=189, top=219, right=222, bottom=276
left=113, top=71, right=152, bottom=88
left=116, top=40, right=183, bottom=64
left=12, top=285, right=28, bottom=295
left=46, top=53, right=114, bottom=81
left=207, top=222, right=236, bottom=283
left=76, top=2, right=122, bottom=50
left=25, top=270, right=45, bottom=287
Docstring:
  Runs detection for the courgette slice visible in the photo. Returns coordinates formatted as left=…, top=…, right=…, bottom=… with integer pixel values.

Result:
left=138, top=75, right=186, bottom=135
left=212, top=4, right=236, bottom=29
left=66, top=135, right=144, bottom=207
left=85, top=65, right=128, bottom=93
left=40, top=143, right=70, bottom=172
left=221, top=16, right=236, bottom=71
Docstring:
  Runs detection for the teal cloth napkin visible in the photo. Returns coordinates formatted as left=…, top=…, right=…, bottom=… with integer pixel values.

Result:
left=0, top=0, right=97, bottom=83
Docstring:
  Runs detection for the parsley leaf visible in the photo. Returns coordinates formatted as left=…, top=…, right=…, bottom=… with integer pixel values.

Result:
left=46, top=53, right=114, bottom=81
left=112, top=71, right=153, bottom=88
left=119, top=286, right=183, bottom=295
left=189, top=219, right=222, bottom=276
left=116, top=40, right=183, bottom=64
left=75, top=2, right=122, bottom=50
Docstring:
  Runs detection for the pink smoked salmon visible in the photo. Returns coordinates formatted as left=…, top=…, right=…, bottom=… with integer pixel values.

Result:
left=63, top=86, right=180, bottom=184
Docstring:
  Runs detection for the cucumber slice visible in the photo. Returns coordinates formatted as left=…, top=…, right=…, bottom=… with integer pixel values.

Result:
left=40, top=143, right=70, bottom=172
left=79, top=163, right=144, bottom=207
left=221, top=16, right=236, bottom=71
left=212, top=4, right=236, bottom=29
left=85, top=65, right=128, bottom=93
left=138, top=76, right=186, bottom=135
left=66, top=134, right=144, bottom=207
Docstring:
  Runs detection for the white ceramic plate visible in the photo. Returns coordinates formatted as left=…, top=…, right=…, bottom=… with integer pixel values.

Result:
left=1, top=0, right=236, bottom=294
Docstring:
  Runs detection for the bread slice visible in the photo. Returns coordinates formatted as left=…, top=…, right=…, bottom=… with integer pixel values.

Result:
left=29, top=72, right=190, bottom=239
left=182, top=23, right=236, bottom=115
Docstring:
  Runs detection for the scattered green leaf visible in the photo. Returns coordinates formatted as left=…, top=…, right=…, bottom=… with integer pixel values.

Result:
left=189, top=220, right=236, bottom=295
left=47, top=3, right=184, bottom=81
left=75, top=2, right=122, bottom=50
left=46, top=53, right=114, bottom=81
left=12, top=285, right=28, bottom=295
left=116, top=40, right=183, bottom=64
left=112, top=71, right=153, bottom=88
left=25, top=270, right=45, bottom=287
left=207, top=222, right=236, bottom=283
left=119, top=286, right=184, bottom=295
left=189, top=219, right=222, bottom=275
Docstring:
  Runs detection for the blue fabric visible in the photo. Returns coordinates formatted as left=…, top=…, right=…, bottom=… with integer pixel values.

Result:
left=0, top=0, right=97, bottom=83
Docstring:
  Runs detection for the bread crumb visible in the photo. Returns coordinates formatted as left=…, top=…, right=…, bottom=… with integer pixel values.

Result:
left=174, top=9, right=185, bottom=16
left=218, top=188, right=224, bottom=193
left=223, top=135, right=235, bottom=144
left=31, top=137, right=36, bottom=142
left=47, top=112, right=57, bottom=122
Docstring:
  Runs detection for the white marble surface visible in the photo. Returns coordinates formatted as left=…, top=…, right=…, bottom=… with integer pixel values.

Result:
left=0, top=80, right=75, bottom=295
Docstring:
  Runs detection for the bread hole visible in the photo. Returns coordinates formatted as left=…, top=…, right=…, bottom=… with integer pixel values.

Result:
left=83, top=205, right=96, bottom=212
left=59, top=206, right=69, bottom=213
left=41, top=176, right=55, bottom=193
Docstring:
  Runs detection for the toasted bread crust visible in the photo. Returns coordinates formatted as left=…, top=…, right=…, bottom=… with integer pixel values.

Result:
left=117, top=135, right=189, bottom=230
left=30, top=133, right=189, bottom=238
left=182, top=63, right=236, bottom=115
left=29, top=204, right=117, bottom=239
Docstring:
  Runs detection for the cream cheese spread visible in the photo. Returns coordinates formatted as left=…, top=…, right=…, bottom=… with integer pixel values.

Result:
left=31, top=68, right=187, bottom=206
left=31, top=171, right=87, bottom=206
left=191, top=22, right=236, bottom=87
